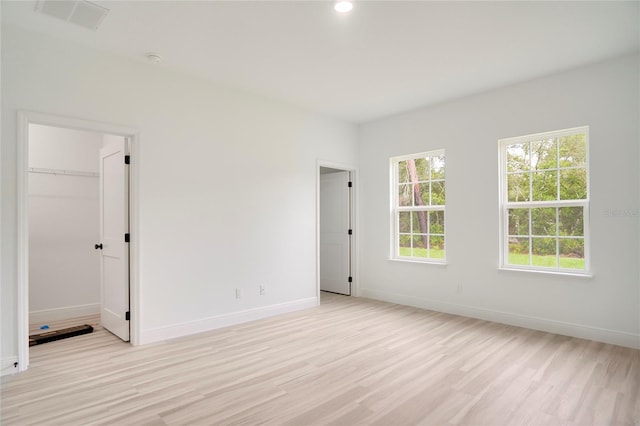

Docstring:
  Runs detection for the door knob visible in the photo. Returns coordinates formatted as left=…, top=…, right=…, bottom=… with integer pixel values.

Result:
left=95, top=243, right=103, bottom=250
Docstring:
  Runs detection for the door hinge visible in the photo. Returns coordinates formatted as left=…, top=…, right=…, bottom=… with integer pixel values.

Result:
left=124, top=155, right=130, bottom=165
left=348, top=276, right=353, bottom=283
left=348, top=181, right=352, bottom=188
left=348, top=229, right=353, bottom=235
left=125, top=311, right=130, bottom=321
left=124, top=233, right=130, bottom=243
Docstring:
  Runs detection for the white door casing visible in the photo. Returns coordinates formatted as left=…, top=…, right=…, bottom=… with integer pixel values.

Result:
left=320, top=171, right=351, bottom=295
left=99, top=138, right=130, bottom=341
left=16, top=111, right=138, bottom=373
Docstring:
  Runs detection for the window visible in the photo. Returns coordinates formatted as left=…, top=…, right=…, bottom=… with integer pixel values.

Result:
left=391, top=150, right=445, bottom=262
left=499, top=127, right=589, bottom=274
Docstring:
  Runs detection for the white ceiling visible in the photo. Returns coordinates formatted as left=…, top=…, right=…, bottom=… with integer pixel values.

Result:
left=3, top=1, right=639, bottom=123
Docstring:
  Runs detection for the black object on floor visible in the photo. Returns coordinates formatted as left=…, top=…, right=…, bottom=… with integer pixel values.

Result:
left=29, top=324, right=94, bottom=346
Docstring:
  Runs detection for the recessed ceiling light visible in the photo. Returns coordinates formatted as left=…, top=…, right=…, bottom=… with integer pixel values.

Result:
left=146, top=53, right=163, bottom=64
left=334, top=0, right=353, bottom=13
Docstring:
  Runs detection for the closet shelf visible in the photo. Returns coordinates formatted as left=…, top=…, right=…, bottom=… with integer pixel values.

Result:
left=28, top=167, right=99, bottom=178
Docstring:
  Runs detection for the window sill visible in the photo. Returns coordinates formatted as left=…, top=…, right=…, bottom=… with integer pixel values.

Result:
left=498, top=266, right=593, bottom=278
left=389, top=257, right=447, bottom=266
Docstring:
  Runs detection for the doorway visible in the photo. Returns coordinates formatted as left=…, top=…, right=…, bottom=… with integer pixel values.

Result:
left=16, top=112, right=138, bottom=372
left=319, top=165, right=354, bottom=297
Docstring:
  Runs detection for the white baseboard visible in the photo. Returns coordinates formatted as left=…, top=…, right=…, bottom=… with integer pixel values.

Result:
left=1, top=356, right=19, bottom=377
left=361, top=288, right=640, bottom=349
left=30, top=303, right=100, bottom=326
left=140, top=297, right=318, bottom=345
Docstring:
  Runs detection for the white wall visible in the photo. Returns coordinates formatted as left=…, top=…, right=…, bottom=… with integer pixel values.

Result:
left=29, top=124, right=104, bottom=172
left=359, top=54, right=640, bottom=347
left=1, top=25, right=359, bottom=363
left=28, top=124, right=102, bottom=322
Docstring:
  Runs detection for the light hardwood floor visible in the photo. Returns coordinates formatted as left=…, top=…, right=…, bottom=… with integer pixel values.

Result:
left=2, top=293, right=639, bottom=425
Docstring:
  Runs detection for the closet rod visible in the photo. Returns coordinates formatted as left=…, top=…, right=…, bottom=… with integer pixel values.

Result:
left=28, top=167, right=99, bottom=178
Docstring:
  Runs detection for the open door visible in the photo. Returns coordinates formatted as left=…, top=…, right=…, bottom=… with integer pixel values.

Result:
left=97, top=137, right=130, bottom=341
left=320, top=170, right=352, bottom=295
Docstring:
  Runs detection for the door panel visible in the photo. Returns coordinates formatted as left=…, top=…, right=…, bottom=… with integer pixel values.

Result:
left=320, top=171, right=351, bottom=295
left=99, top=138, right=130, bottom=341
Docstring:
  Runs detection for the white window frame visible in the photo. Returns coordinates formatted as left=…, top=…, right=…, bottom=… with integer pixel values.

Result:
left=498, top=126, right=590, bottom=275
left=390, top=149, right=446, bottom=264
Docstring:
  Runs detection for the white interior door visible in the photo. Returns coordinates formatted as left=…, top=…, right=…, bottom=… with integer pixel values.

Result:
left=98, top=138, right=130, bottom=341
left=320, top=170, right=351, bottom=295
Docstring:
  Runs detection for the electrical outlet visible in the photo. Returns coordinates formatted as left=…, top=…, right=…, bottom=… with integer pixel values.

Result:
left=235, top=288, right=242, bottom=299
left=259, top=284, right=265, bottom=295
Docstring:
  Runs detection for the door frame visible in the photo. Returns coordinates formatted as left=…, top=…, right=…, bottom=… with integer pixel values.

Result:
left=16, top=111, right=140, bottom=372
left=316, top=160, right=358, bottom=301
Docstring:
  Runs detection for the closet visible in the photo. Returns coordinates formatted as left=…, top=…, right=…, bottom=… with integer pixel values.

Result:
left=28, top=124, right=103, bottom=330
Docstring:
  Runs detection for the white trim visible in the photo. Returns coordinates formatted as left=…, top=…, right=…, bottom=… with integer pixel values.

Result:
left=1, top=357, right=19, bottom=377
left=361, top=288, right=640, bottom=349
left=388, top=258, right=447, bottom=266
left=17, top=112, right=29, bottom=372
left=29, top=303, right=100, bottom=325
left=128, top=135, right=141, bottom=346
left=19, top=111, right=137, bottom=136
left=390, top=150, right=447, bottom=263
left=499, top=126, right=590, bottom=145
left=139, top=297, right=318, bottom=345
left=16, top=111, right=140, bottom=372
left=498, top=265, right=593, bottom=277
left=498, top=126, right=590, bottom=275
left=317, top=160, right=359, bottom=297
left=392, top=148, right=445, bottom=163
left=502, top=199, right=589, bottom=209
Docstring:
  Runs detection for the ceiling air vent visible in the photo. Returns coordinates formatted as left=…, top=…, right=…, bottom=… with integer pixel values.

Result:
left=35, top=0, right=109, bottom=31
